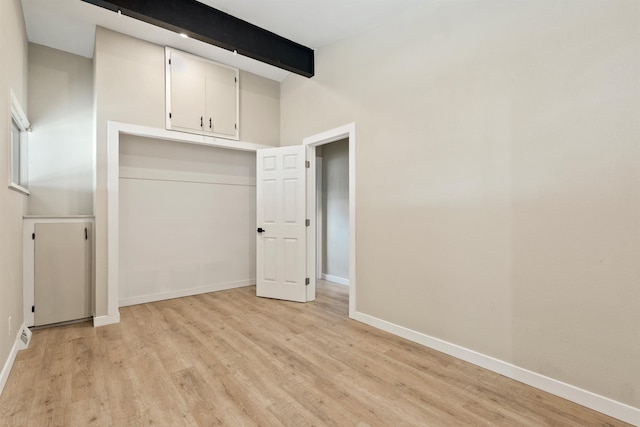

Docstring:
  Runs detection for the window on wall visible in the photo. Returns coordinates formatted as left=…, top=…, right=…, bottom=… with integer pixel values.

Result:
left=9, top=90, right=30, bottom=195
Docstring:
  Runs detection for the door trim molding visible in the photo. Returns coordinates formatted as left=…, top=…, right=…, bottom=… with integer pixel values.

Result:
left=303, top=123, right=356, bottom=317
left=315, top=157, right=323, bottom=280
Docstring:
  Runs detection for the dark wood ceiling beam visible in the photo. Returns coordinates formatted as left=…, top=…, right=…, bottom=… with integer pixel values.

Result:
left=82, top=0, right=315, bottom=77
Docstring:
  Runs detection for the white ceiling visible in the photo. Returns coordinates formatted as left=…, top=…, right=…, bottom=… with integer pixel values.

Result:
left=21, top=0, right=423, bottom=81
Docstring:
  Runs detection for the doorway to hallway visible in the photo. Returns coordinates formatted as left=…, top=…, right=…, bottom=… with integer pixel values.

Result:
left=304, top=123, right=356, bottom=317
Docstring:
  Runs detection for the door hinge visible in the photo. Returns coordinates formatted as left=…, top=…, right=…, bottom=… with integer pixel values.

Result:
left=305, top=219, right=310, bottom=227
left=305, top=278, right=310, bottom=286
left=305, top=161, right=310, bottom=168
left=31, top=305, right=35, bottom=313
left=85, top=227, right=88, bottom=240
left=32, top=233, right=35, bottom=240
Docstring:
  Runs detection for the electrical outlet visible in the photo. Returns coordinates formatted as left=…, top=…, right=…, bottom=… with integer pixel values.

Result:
left=8, top=316, right=12, bottom=337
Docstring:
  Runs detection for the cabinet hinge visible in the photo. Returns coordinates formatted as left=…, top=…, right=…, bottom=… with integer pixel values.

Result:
left=32, top=233, right=35, bottom=240
left=169, top=112, right=172, bottom=119
left=235, top=77, right=237, bottom=83
left=305, top=219, right=310, bottom=227
left=305, top=278, right=310, bottom=286
left=235, top=123, right=237, bottom=129
left=168, top=58, right=171, bottom=65
left=31, top=305, right=35, bottom=313
left=85, top=227, right=88, bottom=240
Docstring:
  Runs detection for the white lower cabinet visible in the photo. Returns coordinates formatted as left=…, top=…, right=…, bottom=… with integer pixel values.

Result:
left=24, top=217, right=93, bottom=327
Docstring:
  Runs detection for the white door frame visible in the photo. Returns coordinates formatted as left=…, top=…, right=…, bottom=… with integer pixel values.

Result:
left=315, top=156, right=323, bottom=280
left=303, top=123, right=356, bottom=318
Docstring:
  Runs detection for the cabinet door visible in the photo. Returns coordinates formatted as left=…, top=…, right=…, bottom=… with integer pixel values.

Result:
left=170, top=50, right=206, bottom=132
left=205, top=63, right=239, bottom=139
left=34, top=222, right=92, bottom=326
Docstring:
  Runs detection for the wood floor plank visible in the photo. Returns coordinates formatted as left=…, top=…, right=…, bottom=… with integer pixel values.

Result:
left=218, top=371, right=286, bottom=426
left=64, top=397, right=112, bottom=427
left=0, top=281, right=631, bottom=426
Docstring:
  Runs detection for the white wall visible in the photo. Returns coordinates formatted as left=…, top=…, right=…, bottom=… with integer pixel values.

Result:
left=94, top=27, right=280, bottom=316
left=27, top=43, right=93, bottom=215
left=0, top=0, right=28, bottom=389
left=239, top=71, right=280, bottom=146
left=118, top=135, right=256, bottom=305
left=281, top=0, right=640, bottom=410
left=321, top=139, right=349, bottom=280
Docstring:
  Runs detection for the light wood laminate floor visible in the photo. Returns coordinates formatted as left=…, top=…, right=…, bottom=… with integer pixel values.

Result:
left=0, top=281, right=629, bottom=426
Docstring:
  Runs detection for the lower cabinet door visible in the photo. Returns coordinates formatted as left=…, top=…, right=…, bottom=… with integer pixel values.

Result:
left=34, top=222, right=91, bottom=326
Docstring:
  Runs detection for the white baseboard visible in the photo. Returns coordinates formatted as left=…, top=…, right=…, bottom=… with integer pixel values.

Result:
left=118, top=280, right=254, bottom=307
left=0, top=323, right=30, bottom=396
left=93, top=312, right=120, bottom=327
left=352, top=311, right=640, bottom=426
left=321, top=273, right=350, bottom=286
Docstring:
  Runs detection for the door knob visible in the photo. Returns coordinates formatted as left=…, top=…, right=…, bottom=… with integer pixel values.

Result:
left=257, top=227, right=266, bottom=233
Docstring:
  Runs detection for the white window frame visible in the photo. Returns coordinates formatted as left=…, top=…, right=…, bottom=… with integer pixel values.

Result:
left=9, top=90, right=30, bottom=195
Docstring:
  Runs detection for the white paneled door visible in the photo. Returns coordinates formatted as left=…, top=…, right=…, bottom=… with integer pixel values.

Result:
left=256, top=145, right=308, bottom=302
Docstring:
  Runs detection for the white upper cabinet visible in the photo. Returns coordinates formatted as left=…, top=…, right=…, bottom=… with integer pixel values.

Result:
left=205, top=63, right=238, bottom=138
left=166, top=47, right=239, bottom=140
